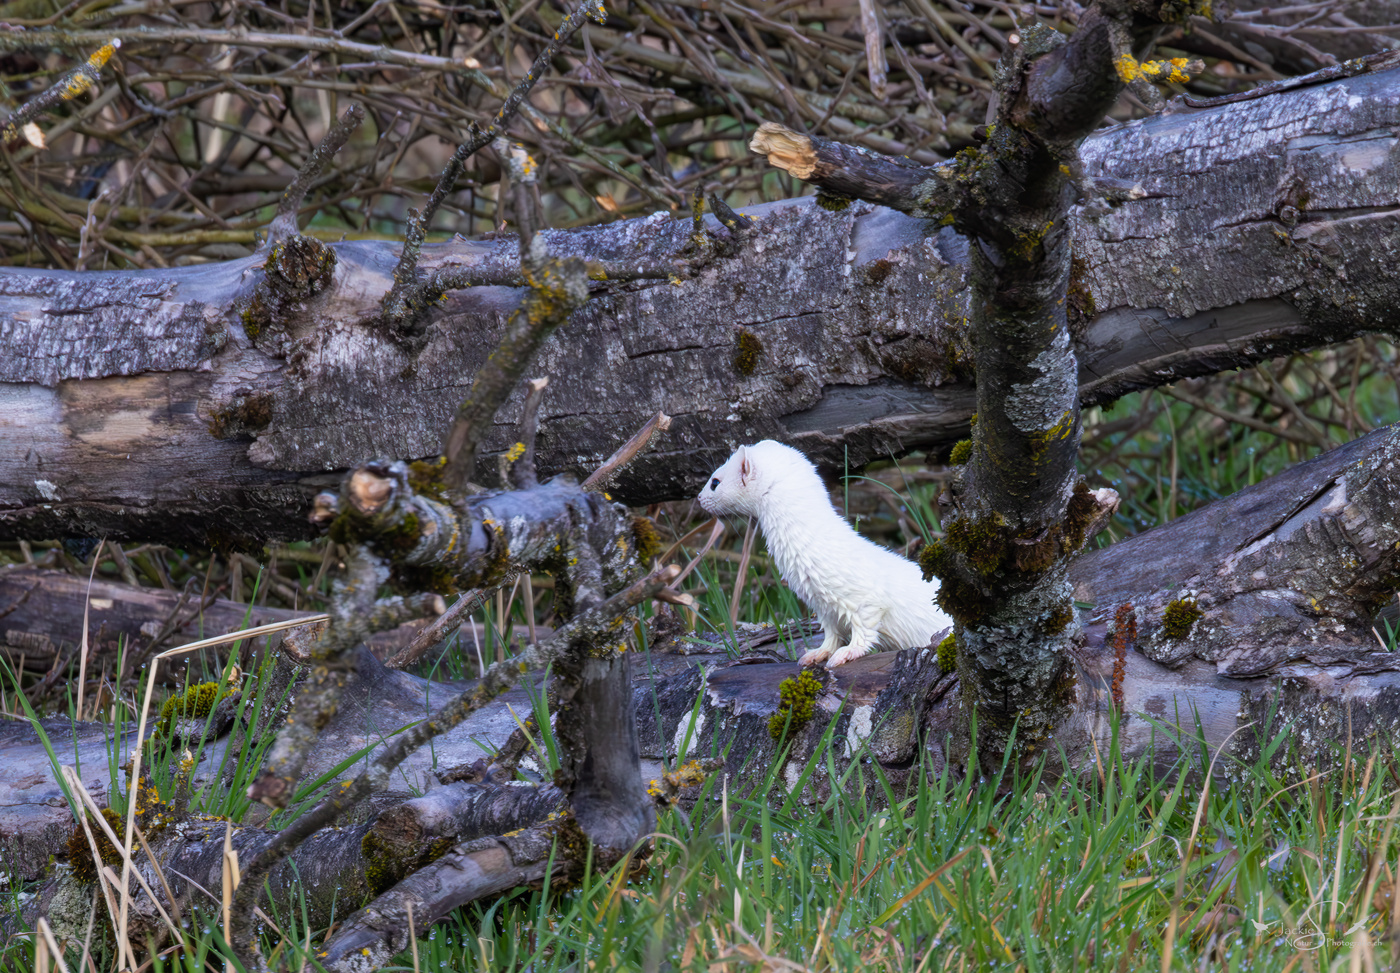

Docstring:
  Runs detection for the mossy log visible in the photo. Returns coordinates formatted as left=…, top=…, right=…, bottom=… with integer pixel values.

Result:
left=5, top=57, right=1400, bottom=542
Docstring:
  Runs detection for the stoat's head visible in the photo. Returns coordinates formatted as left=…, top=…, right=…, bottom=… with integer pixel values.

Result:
left=698, top=440, right=818, bottom=517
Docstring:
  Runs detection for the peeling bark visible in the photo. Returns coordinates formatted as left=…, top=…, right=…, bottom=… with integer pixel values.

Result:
left=3, top=58, right=1400, bottom=541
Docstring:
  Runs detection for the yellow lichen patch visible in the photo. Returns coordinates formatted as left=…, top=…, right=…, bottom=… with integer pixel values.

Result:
left=1115, top=54, right=1196, bottom=85
left=647, top=759, right=714, bottom=804
left=88, top=41, right=120, bottom=70
left=504, top=441, right=527, bottom=463
left=1028, top=410, right=1076, bottom=462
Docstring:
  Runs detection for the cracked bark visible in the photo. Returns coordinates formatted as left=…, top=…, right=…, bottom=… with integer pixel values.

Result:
left=4, top=55, right=1400, bottom=542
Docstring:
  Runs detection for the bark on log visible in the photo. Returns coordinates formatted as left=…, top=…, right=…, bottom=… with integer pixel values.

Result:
left=4, top=57, right=1400, bottom=542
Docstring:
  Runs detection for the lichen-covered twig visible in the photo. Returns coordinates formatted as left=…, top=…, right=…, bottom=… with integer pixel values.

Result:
left=508, top=377, right=550, bottom=491
left=748, top=121, right=958, bottom=218
left=245, top=548, right=444, bottom=809
left=0, top=39, right=119, bottom=148
left=266, top=103, right=366, bottom=246
left=379, top=0, right=607, bottom=329
left=582, top=411, right=673, bottom=493
left=439, top=236, right=590, bottom=491
left=383, top=573, right=523, bottom=670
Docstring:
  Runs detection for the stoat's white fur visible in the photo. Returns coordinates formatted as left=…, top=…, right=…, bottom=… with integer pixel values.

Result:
left=699, top=440, right=952, bottom=668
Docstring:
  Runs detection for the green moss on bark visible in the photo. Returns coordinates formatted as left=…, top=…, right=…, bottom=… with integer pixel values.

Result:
left=936, top=632, right=957, bottom=674
left=734, top=329, right=763, bottom=376
left=768, top=669, right=821, bottom=743
left=1162, top=598, right=1203, bottom=639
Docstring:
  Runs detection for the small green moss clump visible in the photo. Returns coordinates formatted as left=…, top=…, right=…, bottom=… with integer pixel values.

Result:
left=407, top=456, right=450, bottom=502
left=360, top=829, right=454, bottom=897
left=815, top=190, right=853, bottom=211
left=360, top=829, right=396, bottom=897
left=863, top=258, right=895, bottom=285
left=630, top=516, right=663, bottom=564
left=1062, top=480, right=1097, bottom=551
left=1162, top=598, right=1203, bottom=640
left=238, top=293, right=270, bottom=340
left=733, top=329, right=763, bottom=376
left=936, top=632, right=957, bottom=674
left=943, top=514, right=1008, bottom=576
left=768, top=669, right=822, bottom=743
left=272, top=235, right=336, bottom=291
left=918, top=539, right=947, bottom=582
left=936, top=577, right=990, bottom=628
left=208, top=391, right=275, bottom=439
left=396, top=563, right=460, bottom=596
left=67, top=807, right=125, bottom=882
left=1043, top=601, right=1075, bottom=636
left=330, top=506, right=427, bottom=563
left=1066, top=254, right=1097, bottom=332
left=949, top=439, right=973, bottom=465
left=377, top=509, right=422, bottom=559
left=156, top=681, right=234, bottom=737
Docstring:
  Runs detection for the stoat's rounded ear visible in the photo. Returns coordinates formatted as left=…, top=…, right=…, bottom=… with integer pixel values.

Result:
left=738, top=445, right=752, bottom=486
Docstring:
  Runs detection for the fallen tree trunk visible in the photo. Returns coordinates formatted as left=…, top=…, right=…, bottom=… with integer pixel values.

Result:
left=0, top=565, right=516, bottom=682
left=3, top=56, right=1400, bottom=543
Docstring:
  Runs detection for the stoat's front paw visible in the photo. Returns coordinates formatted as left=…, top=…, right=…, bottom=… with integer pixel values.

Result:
left=826, top=645, right=872, bottom=668
left=799, top=646, right=833, bottom=666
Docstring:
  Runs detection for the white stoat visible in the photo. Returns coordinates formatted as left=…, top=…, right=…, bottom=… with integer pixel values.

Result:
left=698, top=440, right=952, bottom=668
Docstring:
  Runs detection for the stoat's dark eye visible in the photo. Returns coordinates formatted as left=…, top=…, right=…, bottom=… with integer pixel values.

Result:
left=710, top=477, right=720, bottom=490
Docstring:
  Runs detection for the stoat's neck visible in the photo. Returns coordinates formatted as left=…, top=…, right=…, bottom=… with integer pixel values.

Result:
left=753, top=471, right=848, bottom=583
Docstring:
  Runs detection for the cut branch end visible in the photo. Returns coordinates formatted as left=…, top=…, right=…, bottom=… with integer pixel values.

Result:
left=749, top=122, right=817, bottom=180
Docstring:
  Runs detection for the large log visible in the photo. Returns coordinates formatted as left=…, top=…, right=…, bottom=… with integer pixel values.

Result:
left=3, top=57, right=1400, bottom=543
